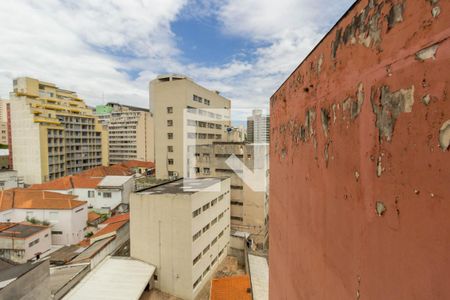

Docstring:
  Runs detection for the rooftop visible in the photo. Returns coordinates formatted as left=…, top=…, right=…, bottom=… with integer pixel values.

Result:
left=101, top=213, right=129, bottom=225
left=29, top=175, right=102, bottom=190
left=78, top=165, right=133, bottom=177
left=210, top=275, right=252, bottom=300
left=120, top=160, right=155, bottom=169
left=137, top=177, right=225, bottom=195
left=64, top=256, right=155, bottom=300
left=0, top=222, right=49, bottom=239
left=0, top=260, right=45, bottom=290
left=0, top=189, right=86, bottom=212
left=248, top=254, right=268, bottom=300
left=97, top=176, right=133, bottom=188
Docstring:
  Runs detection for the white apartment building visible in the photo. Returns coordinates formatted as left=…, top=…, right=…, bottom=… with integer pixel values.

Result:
left=95, top=103, right=154, bottom=164
left=130, top=177, right=231, bottom=300
left=193, top=142, right=269, bottom=247
left=247, top=109, right=270, bottom=143
left=29, top=174, right=135, bottom=211
left=0, top=222, right=51, bottom=263
left=150, top=74, right=231, bottom=179
left=0, top=189, right=88, bottom=245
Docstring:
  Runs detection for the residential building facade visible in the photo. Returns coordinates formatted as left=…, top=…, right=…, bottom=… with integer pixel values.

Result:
left=247, top=109, right=270, bottom=143
left=95, top=103, right=154, bottom=164
left=10, top=77, right=108, bottom=184
left=193, top=142, right=269, bottom=246
left=0, top=189, right=88, bottom=245
left=150, top=74, right=231, bottom=179
left=130, top=177, right=231, bottom=300
left=0, top=222, right=51, bottom=263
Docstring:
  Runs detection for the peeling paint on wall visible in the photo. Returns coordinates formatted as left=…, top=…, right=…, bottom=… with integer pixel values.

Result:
left=371, top=85, right=415, bottom=142
left=416, top=44, right=439, bottom=61
left=439, top=120, right=450, bottom=151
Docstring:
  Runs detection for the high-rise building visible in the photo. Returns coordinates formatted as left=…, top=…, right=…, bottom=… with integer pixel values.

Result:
left=247, top=109, right=270, bottom=143
left=10, top=77, right=108, bottom=184
left=130, top=177, right=231, bottom=300
left=193, top=142, right=269, bottom=246
left=95, top=102, right=154, bottom=164
left=0, top=99, right=10, bottom=145
left=150, top=74, right=231, bottom=179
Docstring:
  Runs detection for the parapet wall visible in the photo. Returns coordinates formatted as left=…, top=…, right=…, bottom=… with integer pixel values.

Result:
left=270, top=0, right=450, bottom=299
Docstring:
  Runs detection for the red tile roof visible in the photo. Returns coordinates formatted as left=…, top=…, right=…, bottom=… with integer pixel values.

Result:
left=210, top=275, right=252, bottom=300
left=78, top=165, right=133, bottom=177
left=91, top=220, right=127, bottom=240
left=0, top=189, right=87, bottom=212
left=101, top=213, right=129, bottom=225
left=88, top=212, right=101, bottom=222
left=120, top=160, right=155, bottom=169
left=29, top=176, right=102, bottom=190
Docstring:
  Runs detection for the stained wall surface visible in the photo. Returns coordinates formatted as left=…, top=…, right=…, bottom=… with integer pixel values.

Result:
left=269, top=0, right=450, bottom=299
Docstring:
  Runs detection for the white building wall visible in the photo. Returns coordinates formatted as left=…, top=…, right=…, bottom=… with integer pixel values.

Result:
left=23, top=227, right=51, bottom=260
left=6, top=205, right=87, bottom=245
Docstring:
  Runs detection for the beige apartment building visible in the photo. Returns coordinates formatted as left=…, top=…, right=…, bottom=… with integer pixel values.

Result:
left=247, top=109, right=270, bottom=143
left=0, top=99, right=10, bottom=145
left=95, top=103, right=154, bottom=164
left=193, top=142, right=269, bottom=246
left=10, top=77, right=108, bottom=184
left=150, top=74, right=231, bottom=179
left=130, top=177, right=231, bottom=300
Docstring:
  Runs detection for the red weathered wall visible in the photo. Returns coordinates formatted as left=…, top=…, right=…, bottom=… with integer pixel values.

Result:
left=269, top=0, right=450, bottom=299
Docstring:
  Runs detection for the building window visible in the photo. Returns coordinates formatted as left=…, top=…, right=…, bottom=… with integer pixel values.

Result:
left=218, top=194, right=224, bottom=201
left=168, top=146, right=173, bottom=152
left=202, top=224, right=210, bottom=233
left=211, top=199, right=217, bottom=207
left=168, top=159, right=174, bottom=165
left=88, top=191, right=95, bottom=198
left=167, top=107, right=173, bottom=114
left=211, top=256, right=218, bottom=266
left=193, top=253, right=202, bottom=265
left=103, top=192, right=112, bottom=198
left=203, top=265, right=210, bottom=277
left=45, top=234, right=49, bottom=238
left=203, top=168, right=210, bottom=175
left=231, top=201, right=243, bottom=206
left=231, top=216, right=244, bottom=221
left=52, top=231, right=63, bottom=235
left=219, top=230, right=224, bottom=238
left=28, top=238, right=39, bottom=247
left=203, top=245, right=210, bottom=255
left=167, top=120, right=173, bottom=127
left=211, top=217, right=218, bottom=226
left=192, top=208, right=201, bottom=218
left=168, top=133, right=173, bottom=139
left=219, top=212, right=224, bottom=220
left=202, top=203, right=210, bottom=211
left=204, top=99, right=210, bottom=105
left=211, top=237, right=218, bottom=246
left=193, top=230, right=201, bottom=241
left=193, top=276, right=202, bottom=289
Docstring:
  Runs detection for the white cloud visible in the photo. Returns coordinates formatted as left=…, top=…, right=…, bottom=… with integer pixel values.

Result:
left=0, top=0, right=354, bottom=115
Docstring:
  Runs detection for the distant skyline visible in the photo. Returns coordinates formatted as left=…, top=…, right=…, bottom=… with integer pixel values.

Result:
left=0, top=0, right=353, bottom=110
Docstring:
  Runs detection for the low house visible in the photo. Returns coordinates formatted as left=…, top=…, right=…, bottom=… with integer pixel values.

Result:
left=0, top=170, right=24, bottom=190
left=0, top=222, right=51, bottom=263
left=120, top=160, right=155, bottom=176
left=87, top=212, right=102, bottom=227
left=0, top=189, right=88, bottom=245
left=30, top=175, right=135, bottom=211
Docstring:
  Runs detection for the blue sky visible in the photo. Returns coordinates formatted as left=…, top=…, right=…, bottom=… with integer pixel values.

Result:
left=0, top=0, right=354, bottom=114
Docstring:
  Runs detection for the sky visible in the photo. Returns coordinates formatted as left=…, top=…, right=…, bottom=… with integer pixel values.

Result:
left=0, top=0, right=354, bottom=117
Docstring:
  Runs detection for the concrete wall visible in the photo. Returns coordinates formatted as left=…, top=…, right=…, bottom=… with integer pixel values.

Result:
left=0, top=259, right=50, bottom=300
left=270, top=1, right=450, bottom=299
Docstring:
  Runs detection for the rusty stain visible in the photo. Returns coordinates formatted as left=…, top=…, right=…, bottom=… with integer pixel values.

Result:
left=376, top=201, right=386, bottom=216
left=416, top=44, right=439, bottom=61
left=371, top=85, right=415, bottom=142
left=439, top=120, right=450, bottom=151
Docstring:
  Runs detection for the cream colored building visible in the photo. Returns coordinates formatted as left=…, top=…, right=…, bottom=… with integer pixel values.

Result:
left=247, top=109, right=270, bottom=143
left=130, top=177, right=231, bottom=300
left=193, top=142, right=268, bottom=247
left=0, top=99, right=10, bottom=145
left=10, top=77, right=108, bottom=184
left=95, top=103, right=154, bottom=164
left=150, top=74, right=231, bottom=179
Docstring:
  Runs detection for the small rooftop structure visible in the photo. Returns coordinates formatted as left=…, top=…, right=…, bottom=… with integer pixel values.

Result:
left=137, top=177, right=224, bottom=195
left=210, top=275, right=252, bottom=300
left=63, top=256, right=155, bottom=300
left=0, top=222, right=49, bottom=239
left=97, top=176, right=133, bottom=189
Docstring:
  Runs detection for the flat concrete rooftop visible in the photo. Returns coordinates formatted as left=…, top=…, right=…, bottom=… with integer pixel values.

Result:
left=137, top=177, right=226, bottom=195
